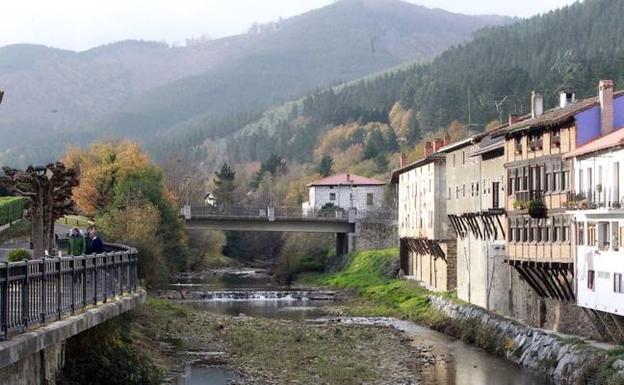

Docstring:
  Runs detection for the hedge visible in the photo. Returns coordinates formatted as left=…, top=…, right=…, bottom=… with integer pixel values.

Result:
left=0, top=197, right=26, bottom=226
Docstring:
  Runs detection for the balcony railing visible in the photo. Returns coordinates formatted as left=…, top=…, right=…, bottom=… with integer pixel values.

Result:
left=565, top=190, right=623, bottom=210
left=1, top=244, right=138, bottom=339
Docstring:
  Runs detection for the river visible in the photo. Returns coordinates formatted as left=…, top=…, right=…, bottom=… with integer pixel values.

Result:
left=170, top=269, right=554, bottom=385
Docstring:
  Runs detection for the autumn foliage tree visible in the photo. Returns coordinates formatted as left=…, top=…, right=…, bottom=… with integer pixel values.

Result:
left=64, top=140, right=188, bottom=284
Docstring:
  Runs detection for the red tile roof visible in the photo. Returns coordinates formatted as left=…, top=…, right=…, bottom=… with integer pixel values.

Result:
left=308, top=173, right=385, bottom=187
left=564, top=128, right=624, bottom=159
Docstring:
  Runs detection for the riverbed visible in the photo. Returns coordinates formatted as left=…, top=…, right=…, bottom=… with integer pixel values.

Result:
left=165, top=269, right=553, bottom=385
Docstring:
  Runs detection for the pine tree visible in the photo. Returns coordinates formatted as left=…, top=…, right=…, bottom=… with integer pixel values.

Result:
left=317, top=155, right=333, bottom=177
left=213, top=163, right=236, bottom=207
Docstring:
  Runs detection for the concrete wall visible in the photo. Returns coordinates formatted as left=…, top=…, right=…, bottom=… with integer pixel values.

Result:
left=0, top=292, right=145, bottom=385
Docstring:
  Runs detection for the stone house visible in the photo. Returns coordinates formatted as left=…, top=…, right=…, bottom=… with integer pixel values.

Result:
left=302, top=173, right=385, bottom=214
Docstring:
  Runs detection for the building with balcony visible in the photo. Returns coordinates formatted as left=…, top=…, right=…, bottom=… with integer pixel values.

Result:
left=443, top=133, right=509, bottom=312
left=498, top=80, right=624, bottom=334
left=302, top=173, right=385, bottom=214
left=391, top=137, right=456, bottom=291
left=564, top=128, right=624, bottom=328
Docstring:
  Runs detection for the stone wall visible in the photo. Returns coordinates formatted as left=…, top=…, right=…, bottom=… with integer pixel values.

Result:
left=0, top=343, right=64, bottom=385
left=504, top=270, right=600, bottom=340
left=429, top=296, right=612, bottom=384
left=353, top=217, right=398, bottom=251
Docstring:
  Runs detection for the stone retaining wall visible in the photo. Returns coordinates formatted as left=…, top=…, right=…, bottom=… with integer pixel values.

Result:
left=0, top=291, right=145, bottom=385
left=429, top=295, right=618, bottom=384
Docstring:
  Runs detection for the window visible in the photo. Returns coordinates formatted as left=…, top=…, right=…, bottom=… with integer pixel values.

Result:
left=453, top=154, right=456, bottom=167
left=448, top=187, right=451, bottom=200
left=329, top=193, right=336, bottom=201
left=462, top=184, right=466, bottom=198
left=514, top=137, right=522, bottom=154
left=588, top=270, right=596, bottom=291
left=588, top=223, right=597, bottom=246
left=551, top=129, right=561, bottom=148
left=577, top=223, right=585, bottom=246
left=615, top=273, right=623, bottom=294
left=462, top=151, right=466, bottom=165
left=367, top=193, right=374, bottom=206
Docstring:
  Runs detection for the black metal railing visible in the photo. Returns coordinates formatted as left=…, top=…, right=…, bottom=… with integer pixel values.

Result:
left=0, top=244, right=138, bottom=340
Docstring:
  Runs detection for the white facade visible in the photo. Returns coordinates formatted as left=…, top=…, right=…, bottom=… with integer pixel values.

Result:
left=397, top=158, right=447, bottom=240
left=303, top=184, right=384, bottom=213
left=570, top=146, right=624, bottom=315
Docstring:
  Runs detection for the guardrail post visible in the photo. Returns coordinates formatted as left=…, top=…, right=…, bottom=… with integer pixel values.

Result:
left=22, top=262, right=29, bottom=331
left=56, top=257, right=62, bottom=321
left=82, top=257, right=87, bottom=308
left=41, top=259, right=46, bottom=323
left=103, top=255, right=108, bottom=303
left=93, top=257, right=98, bottom=306
left=70, top=256, right=76, bottom=315
left=2, top=263, right=9, bottom=339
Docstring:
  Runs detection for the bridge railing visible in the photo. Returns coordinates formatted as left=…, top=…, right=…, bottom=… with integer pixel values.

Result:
left=0, top=243, right=138, bottom=340
left=187, top=206, right=398, bottom=222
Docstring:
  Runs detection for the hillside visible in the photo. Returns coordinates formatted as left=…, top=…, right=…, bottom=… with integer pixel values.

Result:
left=0, top=0, right=509, bottom=166
left=225, top=0, right=624, bottom=167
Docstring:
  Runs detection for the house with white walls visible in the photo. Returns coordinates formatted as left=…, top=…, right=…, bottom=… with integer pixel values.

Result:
left=565, top=128, right=624, bottom=318
left=391, top=137, right=457, bottom=291
left=302, top=173, right=385, bottom=214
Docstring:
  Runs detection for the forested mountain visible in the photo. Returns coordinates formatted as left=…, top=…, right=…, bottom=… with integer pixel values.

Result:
left=225, top=0, right=624, bottom=165
left=0, top=0, right=509, bottom=166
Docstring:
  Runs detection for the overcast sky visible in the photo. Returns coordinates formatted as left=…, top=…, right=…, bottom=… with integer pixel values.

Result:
left=1, top=0, right=580, bottom=51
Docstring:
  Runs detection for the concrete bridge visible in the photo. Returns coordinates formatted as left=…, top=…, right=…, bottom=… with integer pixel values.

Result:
left=0, top=244, right=143, bottom=385
left=183, top=206, right=359, bottom=255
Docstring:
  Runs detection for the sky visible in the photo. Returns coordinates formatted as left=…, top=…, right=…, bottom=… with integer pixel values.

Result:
left=0, top=0, right=580, bottom=51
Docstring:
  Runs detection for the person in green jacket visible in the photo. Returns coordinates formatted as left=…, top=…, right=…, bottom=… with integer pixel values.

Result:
left=67, top=227, right=86, bottom=256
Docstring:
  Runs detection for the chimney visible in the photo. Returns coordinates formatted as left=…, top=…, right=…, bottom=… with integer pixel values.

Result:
left=346, top=173, right=351, bottom=182
left=433, top=138, right=445, bottom=153
left=508, top=114, right=520, bottom=126
left=599, top=80, right=614, bottom=135
left=444, top=133, right=451, bottom=146
left=559, top=91, right=576, bottom=108
left=425, top=141, right=434, bottom=157
left=531, top=91, right=543, bottom=118
left=399, top=153, right=408, bottom=167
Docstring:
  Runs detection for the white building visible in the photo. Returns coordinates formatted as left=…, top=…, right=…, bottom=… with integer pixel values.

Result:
left=391, top=137, right=456, bottom=291
left=302, top=173, right=385, bottom=214
left=565, top=128, right=624, bottom=316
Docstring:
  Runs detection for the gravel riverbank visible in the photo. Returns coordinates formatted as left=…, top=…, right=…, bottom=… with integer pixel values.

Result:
left=139, top=299, right=424, bottom=385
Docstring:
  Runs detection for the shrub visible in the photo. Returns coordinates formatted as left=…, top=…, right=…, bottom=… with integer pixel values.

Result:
left=0, top=197, right=26, bottom=226
left=6, top=248, right=32, bottom=262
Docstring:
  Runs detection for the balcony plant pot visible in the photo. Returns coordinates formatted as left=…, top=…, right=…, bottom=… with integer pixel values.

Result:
left=528, top=200, right=547, bottom=218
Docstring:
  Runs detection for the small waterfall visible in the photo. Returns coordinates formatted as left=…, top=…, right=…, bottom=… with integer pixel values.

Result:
left=174, top=289, right=339, bottom=302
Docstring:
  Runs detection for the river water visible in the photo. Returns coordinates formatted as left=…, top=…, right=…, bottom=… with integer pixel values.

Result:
left=171, top=270, right=554, bottom=385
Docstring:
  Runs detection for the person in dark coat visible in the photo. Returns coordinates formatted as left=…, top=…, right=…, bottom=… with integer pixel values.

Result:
left=89, top=229, right=105, bottom=254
